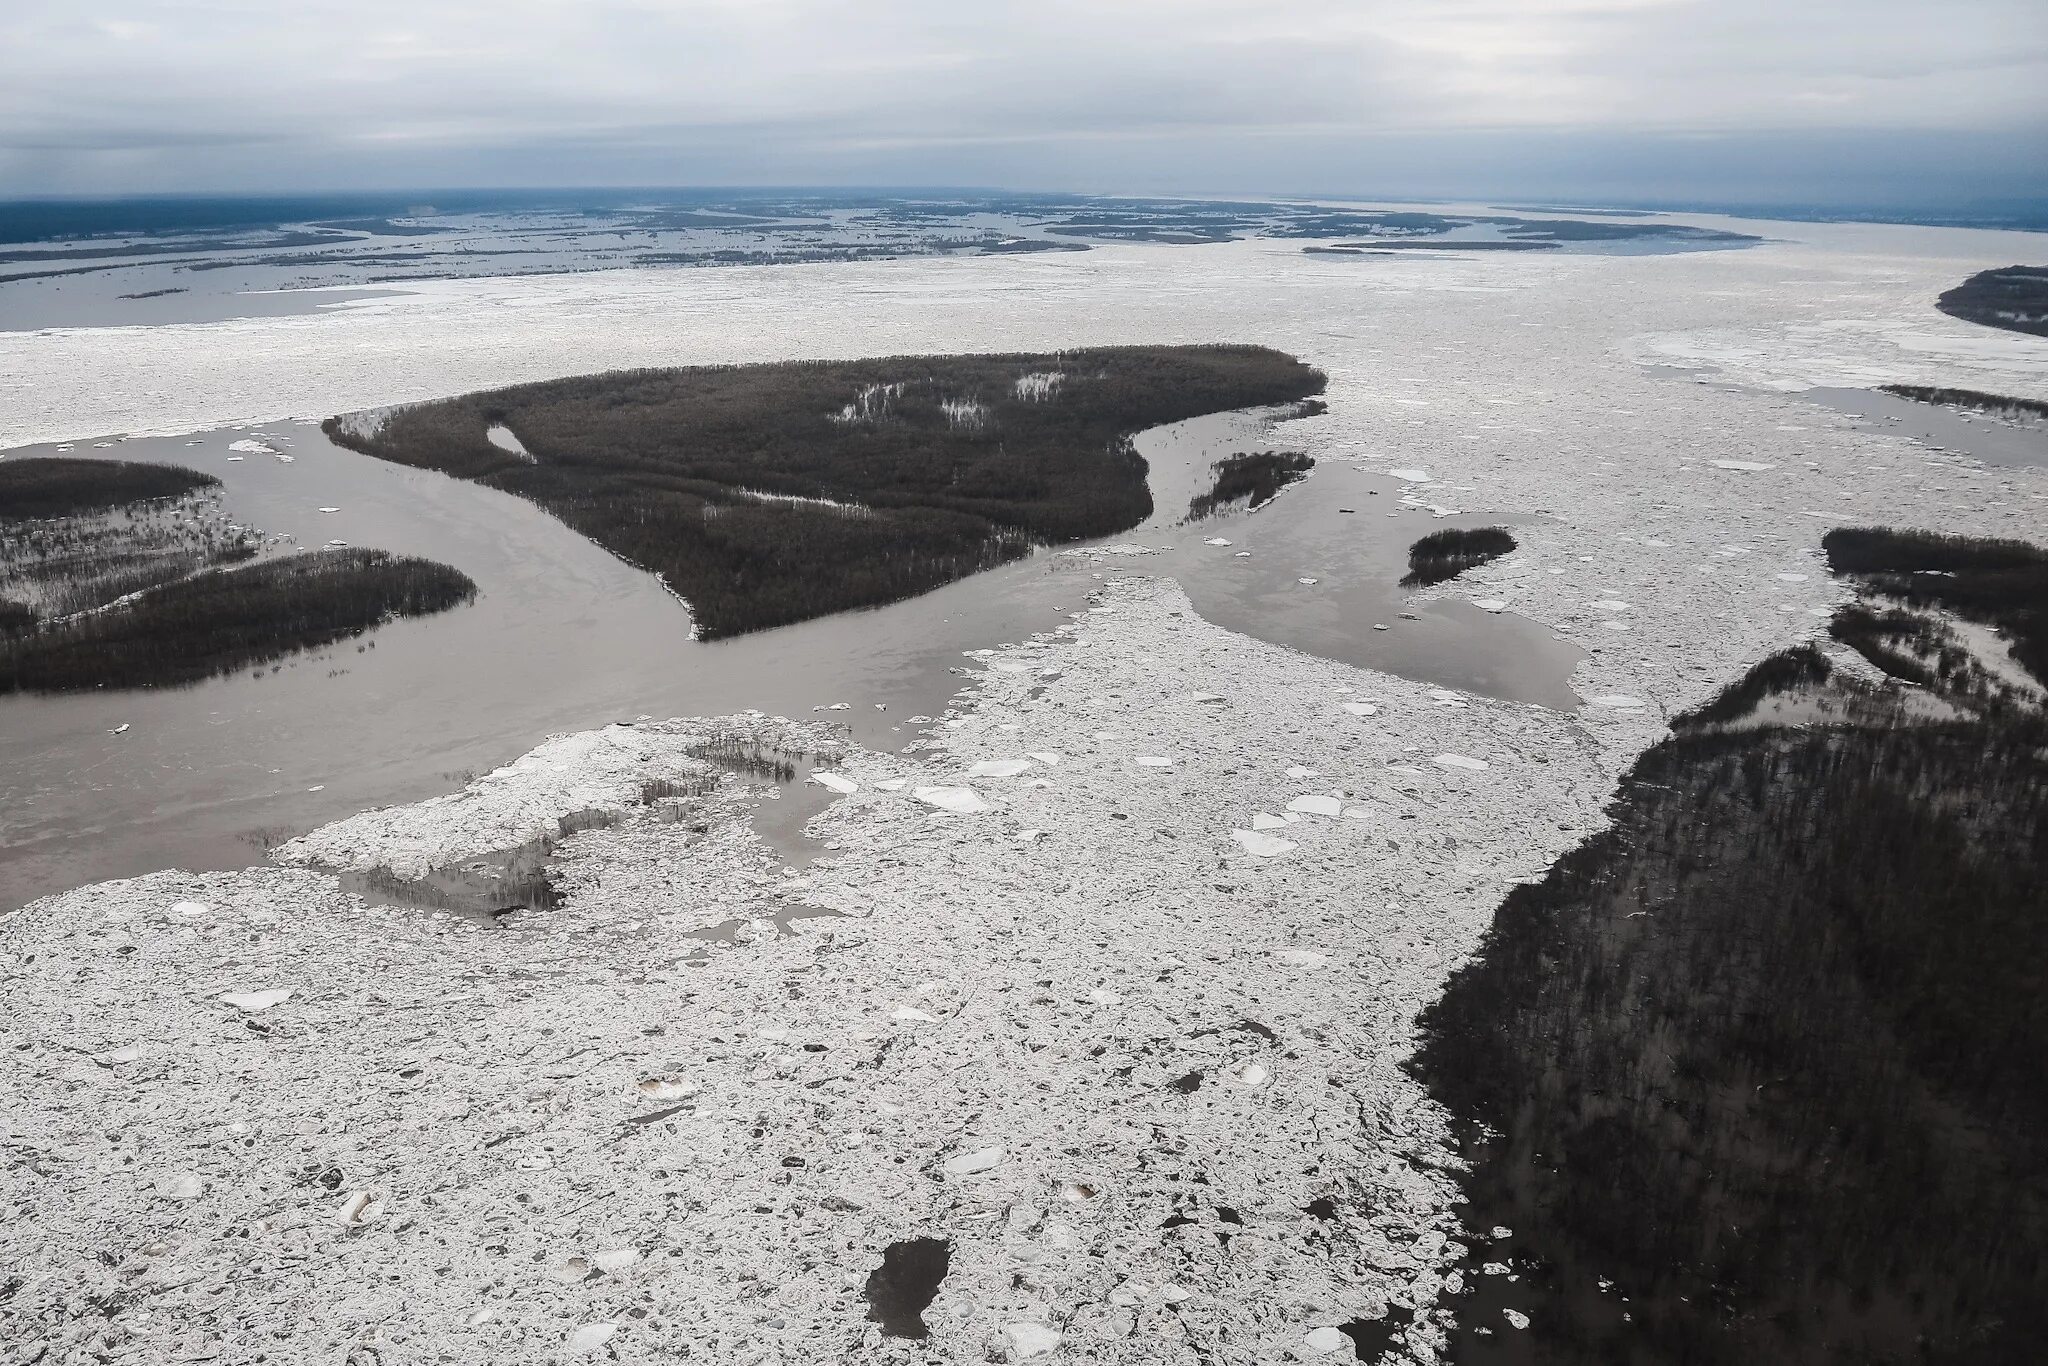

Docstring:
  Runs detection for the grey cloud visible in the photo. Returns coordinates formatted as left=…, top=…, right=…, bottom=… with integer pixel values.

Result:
left=0, top=0, right=2042, bottom=197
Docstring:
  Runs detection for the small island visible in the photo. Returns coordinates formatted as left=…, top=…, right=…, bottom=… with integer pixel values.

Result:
left=324, top=346, right=1326, bottom=637
left=1401, top=526, right=1518, bottom=586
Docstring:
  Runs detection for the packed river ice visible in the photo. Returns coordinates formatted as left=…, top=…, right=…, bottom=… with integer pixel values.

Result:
left=2, top=210, right=2045, bottom=1363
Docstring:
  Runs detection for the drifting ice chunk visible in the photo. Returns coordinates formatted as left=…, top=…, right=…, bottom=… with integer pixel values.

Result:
left=892, top=1005, right=940, bottom=1022
left=967, top=759, right=1033, bottom=778
left=637, top=1077, right=696, bottom=1101
left=1286, top=795, right=1343, bottom=816
left=1026, top=751, right=1062, bottom=765
left=591, top=1248, right=641, bottom=1273
left=318, top=507, right=341, bottom=514
left=1710, top=459, right=1776, bottom=471
left=1251, top=812, right=1288, bottom=831
left=1590, top=599, right=1630, bottom=611
left=1304, top=1326, right=1352, bottom=1354
left=1133, top=756, right=1173, bottom=768
left=566, top=1324, right=618, bottom=1355
left=218, top=987, right=294, bottom=1012
left=1273, top=949, right=1329, bottom=967
left=1204, top=537, right=1233, bottom=547
left=1589, top=695, right=1647, bottom=709
left=1232, top=829, right=1297, bottom=857
left=1473, top=599, right=1507, bottom=612
left=337, top=1191, right=383, bottom=1227
left=1298, top=577, right=1319, bottom=585
left=810, top=771, right=859, bottom=794
left=1776, top=572, right=1809, bottom=581
left=1003, top=1323, right=1063, bottom=1359
left=874, top=778, right=906, bottom=791
left=110, top=723, right=131, bottom=735
left=943, top=1146, right=1006, bottom=1175
left=1285, top=765, right=1319, bottom=778
left=159, top=1173, right=204, bottom=1200
left=228, top=439, right=272, bottom=454
left=1504, top=1309, right=1531, bottom=1330
left=915, top=786, right=991, bottom=814
left=1342, top=702, right=1379, bottom=717
left=1433, top=754, right=1490, bottom=772
left=1389, top=467, right=1430, bottom=481
left=1235, top=1063, right=1271, bottom=1087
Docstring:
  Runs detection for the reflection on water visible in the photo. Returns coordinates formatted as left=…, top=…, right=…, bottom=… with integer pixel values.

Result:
left=0, top=406, right=1580, bottom=909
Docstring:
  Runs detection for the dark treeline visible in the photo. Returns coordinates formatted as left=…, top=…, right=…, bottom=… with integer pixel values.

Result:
left=0, top=458, right=217, bottom=521
left=1878, top=383, right=2048, bottom=422
left=1414, top=715, right=2048, bottom=1365
left=1824, top=526, right=2047, bottom=682
left=1186, top=450, right=1314, bottom=520
left=325, top=347, right=1324, bottom=637
left=1410, top=526, right=2048, bottom=1365
left=1679, top=642, right=1833, bottom=727
left=1402, top=526, right=1518, bottom=587
left=0, top=549, right=476, bottom=692
left=1935, top=266, right=2048, bottom=339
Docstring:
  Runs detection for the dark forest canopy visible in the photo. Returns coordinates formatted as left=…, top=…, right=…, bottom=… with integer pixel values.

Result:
left=1934, top=265, right=2048, bottom=338
left=325, top=346, right=1325, bottom=637
left=0, top=457, right=218, bottom=522
left=0, top=548, right=476, bottom=692
left=1410, top=527, right=2048, bottom=1365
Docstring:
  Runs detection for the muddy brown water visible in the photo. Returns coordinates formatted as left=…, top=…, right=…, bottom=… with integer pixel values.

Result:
left=0, top=407, right=1583, bottom=910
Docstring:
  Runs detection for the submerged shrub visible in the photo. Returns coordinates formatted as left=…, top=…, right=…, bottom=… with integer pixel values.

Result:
left=0, top=548, right=477, bottom=692
left=0, top=457, right=218, bottom=521
left=1186, top=450, right=1314, bottom=520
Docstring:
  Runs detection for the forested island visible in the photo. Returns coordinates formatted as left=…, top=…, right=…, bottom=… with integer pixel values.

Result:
left=1412, top=525, right=2048, bottom=1364
left=0, top=456, right=476, bottom=691
left=324, top=346, right=1325, bottom=636
left=1401, top=526, right=1518, bottom=586
left=1935, top=265, right=2048, bottom=338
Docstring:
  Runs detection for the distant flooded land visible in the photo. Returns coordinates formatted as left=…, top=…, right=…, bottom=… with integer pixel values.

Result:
left=1936, top=265, right=2048, bottom=338
left=324, top=346, right=1325, bottom=636
left=1413, top=525, right=2048, bottom=1365
left=0, top=191, right=1764, bottom=331
left=0, top=456, right=475, bottom=691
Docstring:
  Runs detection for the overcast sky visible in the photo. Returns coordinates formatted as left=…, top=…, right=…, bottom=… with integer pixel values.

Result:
left=4, top=0, right=2045, bottom=204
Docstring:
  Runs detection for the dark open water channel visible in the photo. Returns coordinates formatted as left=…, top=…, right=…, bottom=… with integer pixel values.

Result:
left=0, top=407, right=1582, bottom=909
